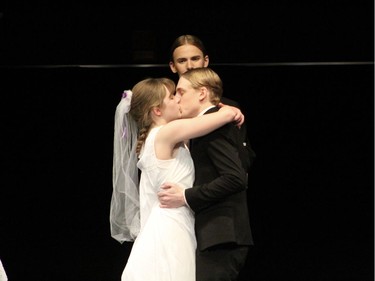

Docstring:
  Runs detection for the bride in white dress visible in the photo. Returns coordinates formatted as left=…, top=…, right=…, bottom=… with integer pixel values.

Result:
left=0, top=259, right=7, bottom=281
left=110, top=77, right=243, bottom=281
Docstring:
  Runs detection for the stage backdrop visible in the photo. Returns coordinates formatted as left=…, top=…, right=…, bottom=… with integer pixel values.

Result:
left=0, top=1, right=373, bottom=281
left=1, top=62, right=373, bottom=281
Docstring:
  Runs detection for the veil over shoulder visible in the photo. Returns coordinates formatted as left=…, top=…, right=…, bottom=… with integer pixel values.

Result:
left=110, top=90, right=140, bottom=243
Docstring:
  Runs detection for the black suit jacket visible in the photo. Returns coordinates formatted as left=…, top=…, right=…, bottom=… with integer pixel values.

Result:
left=185, top=106, right=254, bottom=251
left=221, top=96, right=256, bottom=171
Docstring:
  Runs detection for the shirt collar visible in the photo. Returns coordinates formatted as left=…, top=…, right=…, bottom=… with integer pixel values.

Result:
left=197, top=105, right=216, bottom=117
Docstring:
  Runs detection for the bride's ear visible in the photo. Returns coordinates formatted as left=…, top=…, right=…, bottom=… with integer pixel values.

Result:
left=152, top=107, right=162, bottom=116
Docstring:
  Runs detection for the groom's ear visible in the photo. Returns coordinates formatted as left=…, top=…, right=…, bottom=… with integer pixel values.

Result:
left=199, top=87, right=208, bottom=101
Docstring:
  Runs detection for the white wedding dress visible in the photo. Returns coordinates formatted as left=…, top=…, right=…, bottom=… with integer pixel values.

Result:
left=121, top=126, right=196, bottom=281
left=0, top=259, right=7, bottom=281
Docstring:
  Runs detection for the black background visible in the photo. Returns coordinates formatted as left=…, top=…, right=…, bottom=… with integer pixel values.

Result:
left=0, top=1, right=373, bottom=65
left=0, top=1, right=373, bottom=281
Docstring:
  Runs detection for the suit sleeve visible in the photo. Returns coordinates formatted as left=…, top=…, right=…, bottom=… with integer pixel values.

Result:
left=185, top=123, right=247, bottom=213
left=221, top=96, right=256, bottom=171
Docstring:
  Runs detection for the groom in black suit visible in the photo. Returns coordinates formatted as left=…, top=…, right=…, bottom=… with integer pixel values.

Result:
left=158, top=67, right=253, bottom=281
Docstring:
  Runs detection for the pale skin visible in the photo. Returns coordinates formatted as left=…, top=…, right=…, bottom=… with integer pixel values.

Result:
left=160, top=43, right=245, bottom=208
left=153, top=85, right=244, bottom=161
left=158, top=76, right=235, bottom=208
left=169, top=44, right=209, bottom=76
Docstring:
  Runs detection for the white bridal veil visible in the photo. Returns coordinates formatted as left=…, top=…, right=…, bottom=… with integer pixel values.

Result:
left=110, top=90, right=140, bottom=243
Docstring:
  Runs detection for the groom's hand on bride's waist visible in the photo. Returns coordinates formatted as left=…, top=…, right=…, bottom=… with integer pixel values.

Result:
left=158, top=182, right=187, bottom=208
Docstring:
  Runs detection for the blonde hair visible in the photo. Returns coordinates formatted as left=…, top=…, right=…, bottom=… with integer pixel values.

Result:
left=181, top=67, right=223, bottom=105
left=129, top=77, right=175, bottom=154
